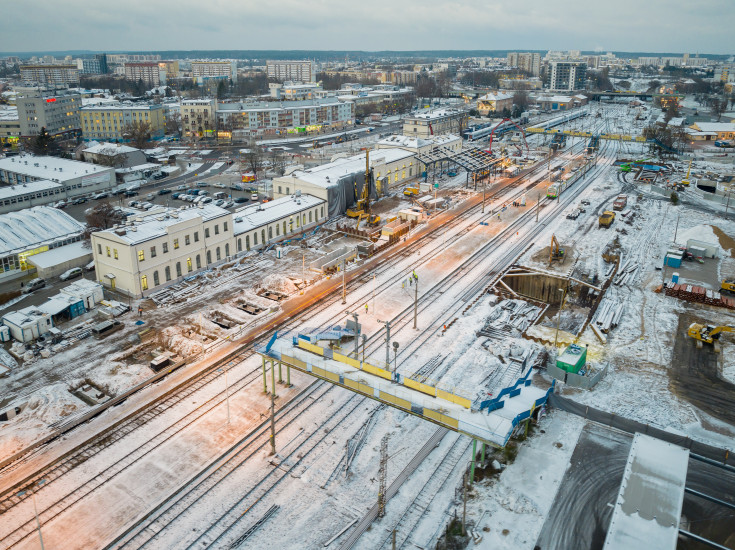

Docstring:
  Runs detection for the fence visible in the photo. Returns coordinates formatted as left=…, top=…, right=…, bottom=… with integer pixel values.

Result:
left=549, top=393, right=735, bottom=467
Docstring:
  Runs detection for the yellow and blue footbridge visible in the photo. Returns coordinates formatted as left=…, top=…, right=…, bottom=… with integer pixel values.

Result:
left=258, top=329, right=552, bottom=448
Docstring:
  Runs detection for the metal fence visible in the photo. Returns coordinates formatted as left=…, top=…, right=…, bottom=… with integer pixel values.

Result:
left=549, top=393, right=735, bottom=467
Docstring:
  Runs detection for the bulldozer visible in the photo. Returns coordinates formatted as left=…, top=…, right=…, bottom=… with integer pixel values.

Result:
left=687, top=323, right=734, bottom=352
left=549, top=234, right=565, bottom=263
left=721, top=279, right=735, bottom=294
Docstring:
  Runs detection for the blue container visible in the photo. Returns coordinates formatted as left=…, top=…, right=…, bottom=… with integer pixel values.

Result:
left=672, top=272, right=680, bottom=284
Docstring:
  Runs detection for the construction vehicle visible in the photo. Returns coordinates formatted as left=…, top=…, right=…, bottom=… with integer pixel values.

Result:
left=403, top=184, right=420, bottom=197
left=612, top=194, right=628, bottom=211
left=484, top=118, right=530, bottom=157
left=549, top=234, right=565, bottom=263
left=681, top=159, right=692, bottom=186
left=346, top=150, right=372, bottom=218
left=599, top=211, right=616, bottom=228
left=687, top=323, right=734, bottom=351
left=721, top=279, right=735, bottom=294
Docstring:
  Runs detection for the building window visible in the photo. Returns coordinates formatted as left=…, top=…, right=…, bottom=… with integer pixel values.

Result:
left=216, top=247, right=221, bottom=261
left=194, top=231, right=199, bottom=242
left=106, top=246, right=111, bottom=257
left=176, top=262, right=182, bottom=277
left=276, top=224, right=280, bottom=237
left=185, top=235, right=190, bottom=246
left=165, top=266, right=171, bottom=281
left=207, top=250, right=212, bottom=264
left=278, top=186, right=282, bottom=194
left=151, top=246, right=157, bottom=258
left=141, top=275, right=148, bottom=291
left=162, top=242, right=168, bottom=253
left=187, top=258, right=192, bottom=272
left=114, top=249, right=118, bottom=259
left=261, top=229, right=265, bottom=244
left=309, top=211, right=312, bottom=223
left=320, top=206, right=324, bottom=218
left=223, top=221, right=228, bottom=232
left=225, top=243, right=230, bottom=257
left=196, top=255, right=201, bottom=269
left=268, top=226, right=272, bottom=240
left=237, top=238, right=242, bottom=252
left=246, top=235, right=250, bottom=250
left=173, top=238, right=179, bottom=250
left=283, top=221, right=287, bottom=235
left=214, top=225, right=219, bottom=235
left=205, top=228, right=210, bottom=238
left=138, top=250, right=144, bottom=261
left=153, top=270, right=160, bottom=286
left=97, top=244, right=102, bottom=254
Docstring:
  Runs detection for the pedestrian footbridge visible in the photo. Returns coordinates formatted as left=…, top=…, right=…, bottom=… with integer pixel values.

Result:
left=257, top=329, right=552, bottom=447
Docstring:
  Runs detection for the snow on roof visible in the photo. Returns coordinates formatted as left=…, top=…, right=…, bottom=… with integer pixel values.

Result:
left=25, top=241, right=92, bottom=269
left=0, top=155, right=112, bottom=182
left=115, top=163, right=161, bottom=174
left=2, top=306, right=48, bottom=327
left=603, top=434, right=688, bottom=550
left=83, top=143, right=140, bottom=156
left=0, top=106, right=18, bottom=121
left=0, top=206, right=84, bottom=255
left=409, top=108, right=462, bottom=120
left=377, top=135, right=432, bottom=149
left=540, top=95, right=574, bottom=103
left=478, top=92, right=513, bottom=101
left=96, top=204, right=230, bottom=245
left=691, top=122, right=735, bottom=133
left=292, top=148, right=415, bottom=189
left=38, top=294, right=82, bottom=316
left=0, top=179, right=61, bottom=200
left=233, top=194, right=325, bottom=235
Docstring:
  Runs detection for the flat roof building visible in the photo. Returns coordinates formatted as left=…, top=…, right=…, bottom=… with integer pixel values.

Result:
left=16, top=88, right=82, bottom=139
left=403, top=108, right=467, bottom=138
left=548, top=61, right=587, bottom=92
left=21, top=64, right=80, bottom=86
left=80, top=103, right=165, bottom=142
left=124, top=62, right=162, bottom=86
left=267, top=60, right=316, bottom=83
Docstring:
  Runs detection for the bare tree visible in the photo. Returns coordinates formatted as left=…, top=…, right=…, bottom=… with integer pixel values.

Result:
left=513, top=90, right=530, bottom=112
left=164, top=112, right=181, bottom=137
left=270, top=150, right=286, bottom=177
left=95, top=151, right=127, bottom=168
left=711, top=98, right=727, bottom=121
left=83, top=201, right=126, bottom=245
left=123, top=121, right=152, bottom=149
left=243, top=143, right=264, bottom=179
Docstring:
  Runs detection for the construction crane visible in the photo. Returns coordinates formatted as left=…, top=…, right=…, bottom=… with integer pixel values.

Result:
left=687, top=323, right=734, bottom=351
left=681, top=159, right=693, bottom=186
left=549, top=234, right=564, bottom=263
left=352, top=150, right=380, bottom=228
left=484, top=118, right=530, bottom=157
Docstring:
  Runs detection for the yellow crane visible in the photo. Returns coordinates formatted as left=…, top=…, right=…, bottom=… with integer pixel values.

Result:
left=687, top=323, right=734, bottom=351
left=681, top=160, right=692, bottom=186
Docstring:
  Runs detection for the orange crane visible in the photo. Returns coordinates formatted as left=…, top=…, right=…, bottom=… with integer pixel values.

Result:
left=484, top=118, right=530, bottom=157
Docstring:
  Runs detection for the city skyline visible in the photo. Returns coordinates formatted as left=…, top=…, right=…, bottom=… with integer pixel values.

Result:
left=1, top=0, right=732, bottom=55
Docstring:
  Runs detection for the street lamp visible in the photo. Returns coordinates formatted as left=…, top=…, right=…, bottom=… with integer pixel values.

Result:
left=217, top=368, right=230, bottom=424
left=18, top=479, right=46, bottom=550
left=392, top=341, right=400, bottom=380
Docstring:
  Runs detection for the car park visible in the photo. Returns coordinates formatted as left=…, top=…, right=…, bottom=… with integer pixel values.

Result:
left=60, top=267, right=83, bottom=281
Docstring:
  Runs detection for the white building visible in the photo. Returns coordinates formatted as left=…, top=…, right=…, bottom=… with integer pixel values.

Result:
left=0, top=206, right=85, bottom=281
left=2, top=307, right=52, bottom=342
left=191, top=61, right=237, bottom=80
left=403, top=108, right=466, bottom=138
left=267, top=60, right=316, bottom=83
left=91, top=197, right=326, bottom=298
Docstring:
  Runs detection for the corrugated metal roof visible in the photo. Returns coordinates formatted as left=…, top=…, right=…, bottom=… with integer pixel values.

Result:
left=0, top=206, right=84, bottom=255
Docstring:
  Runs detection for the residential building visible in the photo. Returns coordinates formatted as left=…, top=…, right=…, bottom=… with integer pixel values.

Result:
left=158, top=60, right=179, bottom=79
left=477, top=92, right=514, bottom=115
left=216, top=98, right=353, bottom=138
left=77, top=54, right=109, bottom=75
left=0, top=107, right=20, bottom=146
left=403, top=108, right=466, bottom=138
left=499, top=77, right=542, bottom=90
left=267, top=60, right=316, bottom=83
left=181, top=99, right=216, bottom=139
left=269, top=82, right=324, bottom=100
left=16, top=88, right=81, bottom=139
left=0, top=206, right=86, bottom=281
left=191, top=61, right=237, bottom=81
left=506, top=52, right=541, bottom=76
left=124, top=62, right=162, bottom=86
left=20, top=65, right=80, bottom=86
left=548, top=61, right=587, bottom=91
left=91, top=196, right=326, bottom=297
left=80, top=103, right=165, bottom=142
left=107, top=54, right=161, bottom=64
left=637, top=57, right=661, bottom=67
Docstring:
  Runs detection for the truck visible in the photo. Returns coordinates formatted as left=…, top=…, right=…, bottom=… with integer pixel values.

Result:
left=403, top=185, right=420, bottom=197
left=612, top=194, right=628, bottom=211
left=599, top=211, right=616, bottom=228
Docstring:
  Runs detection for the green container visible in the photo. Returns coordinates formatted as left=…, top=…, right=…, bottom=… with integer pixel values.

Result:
left=556, top=344, right=587, bottom=374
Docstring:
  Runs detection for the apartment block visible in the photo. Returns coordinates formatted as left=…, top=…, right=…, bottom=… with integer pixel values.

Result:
left=21, top=65, right=80, bottom=86
left=548, top=61, right=587, bottom=91
left=124, top=62, right=162, bottom=86
left=267, top=60, right=316, bottom=83
left=191, top=61, right=237, bottom=80
left=506, top=52, right=541, bottom=76
left=181, top=99, right=217, bottom=138
left=80, top=104, right=165, bottom=142
left=16, top=88, right=81, bottom=138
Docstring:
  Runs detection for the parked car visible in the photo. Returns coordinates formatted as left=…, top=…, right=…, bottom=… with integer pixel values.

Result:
left=198, top=190, right=209, bottom=196
left=146, top=193, right=155, bottom=200
left=213, top=192, right=226, bottom=200
left=157, top=188, right=172, bottom=195
left=60, top=267, right=83, bottom=281
left=251, top=193, right=259, bottom=201
left=196, top=181, right=208, bottom=187
left=172, top=193, right=180, bottom=200
left=93, top=192, right=109, bottom=200
left=581, top=199, right=591, bottom=205
left=234, top=197, right=249, bottom=204
left=152, top=173, right=166, bottom=180
left=124, top=190, right=138, bottom=197
left=177, top=185, right=187, bottom=190
left=213, top=183, right=226, bottom=189
left=222, top=201, right=234, bottom=208
left=214, top=199, right=226, bottom=207
left=23, top=278, right=46, bottom=294
left=128, top=200, right=140, bottom=207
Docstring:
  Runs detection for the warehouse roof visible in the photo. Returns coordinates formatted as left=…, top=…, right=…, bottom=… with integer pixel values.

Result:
left=478, top=92, right=513, bottom=101
left=25, top=241, right=91, bottom=269
left=0, top=155, right=112, bottom=183
left=0, top=179, right=61, bottom=200
left=376, top=135, right=432, bottom=149
left=690, top=122, right=735, bottom=133
left=0, top=206, right=84, bottom=255
left=233, top=194, right=325, bottom=235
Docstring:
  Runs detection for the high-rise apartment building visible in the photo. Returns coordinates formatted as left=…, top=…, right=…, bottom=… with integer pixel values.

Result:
left=266, top=60, right=316, bottom=83
left=506, top=52, right=541, bottom=76
left=124, top=63, right=162, bottom=86
left=16, top=88, right=81, bottom=138
left=191, top=61, right=237, bottom=81
left=20, top=65, right=80, bottom=86
left=77, top=54, right=109, bottom=75
left=548, top=61, right=587, bottom=91
left=80, top=104, right=165, bottom=142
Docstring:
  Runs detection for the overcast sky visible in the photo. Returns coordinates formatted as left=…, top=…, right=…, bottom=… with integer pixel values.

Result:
left=1, top=0, right=732, bottom=55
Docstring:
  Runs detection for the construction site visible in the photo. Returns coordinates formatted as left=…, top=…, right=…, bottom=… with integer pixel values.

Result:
left=0, top=97, right=734, bottom=550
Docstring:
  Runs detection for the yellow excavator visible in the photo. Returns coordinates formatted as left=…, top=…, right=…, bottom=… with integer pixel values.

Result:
left=349, top=150, right=381, bottom=228
left=681, top=160, right=692, bottom=186
left=721, top=279, right=735, bottom=294
left=687, top=323, right=734, bottom=352
left=549, top=234, right=564, bottom=263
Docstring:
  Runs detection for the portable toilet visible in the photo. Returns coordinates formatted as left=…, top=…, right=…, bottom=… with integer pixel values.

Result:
left=672, top=272, right=680, bottom=284
left=276, top=247, right=283, bottom=259
left=556, top=344, right=587, bottom=374
left=0, top=326, right=9, bottom=342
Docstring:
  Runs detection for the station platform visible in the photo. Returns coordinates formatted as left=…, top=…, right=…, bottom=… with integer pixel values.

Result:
left=258, top=332, right=552, bottom=447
